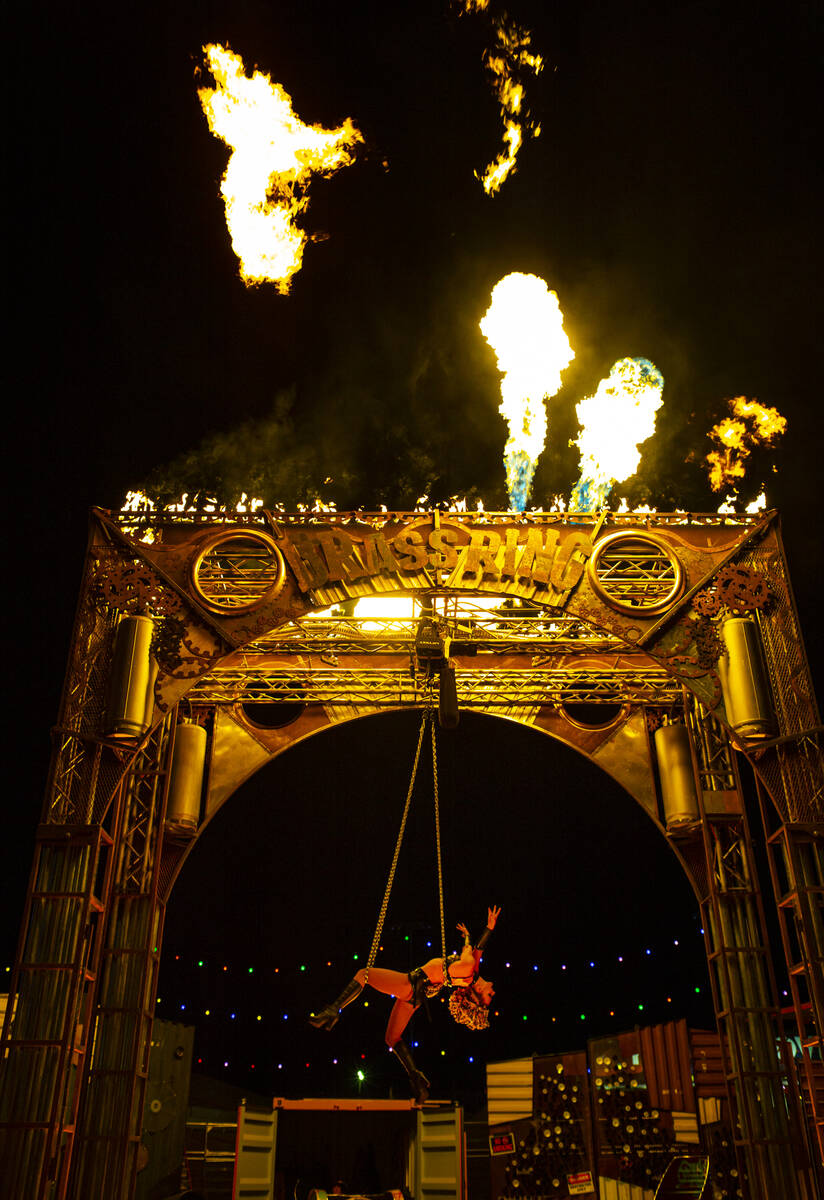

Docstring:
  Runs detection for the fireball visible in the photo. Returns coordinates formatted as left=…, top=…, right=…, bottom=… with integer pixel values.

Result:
left=480, top=273, right=574, bottom=511
left=198, top=43, right=362, bottom=291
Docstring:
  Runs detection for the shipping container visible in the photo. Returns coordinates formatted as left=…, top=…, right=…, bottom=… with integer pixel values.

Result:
left=230, top=1098, right=466, bottom=1200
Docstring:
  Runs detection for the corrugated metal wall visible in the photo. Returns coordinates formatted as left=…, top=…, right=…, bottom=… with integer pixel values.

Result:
left=486, top=1023, right=730, bottom=1199
left=638, top=1020, right=695, bottom=1113
left=597, top=1180, right=654, bottom=1200
left=486, top=1058, right=534, bottom=1128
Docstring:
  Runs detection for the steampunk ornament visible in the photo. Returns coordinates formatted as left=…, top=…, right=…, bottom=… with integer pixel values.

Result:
left=714, top=564, right=771, bottom=613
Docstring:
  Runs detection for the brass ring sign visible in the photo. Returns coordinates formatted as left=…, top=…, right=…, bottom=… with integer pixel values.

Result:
left=280, top=520, right=594, bottom=608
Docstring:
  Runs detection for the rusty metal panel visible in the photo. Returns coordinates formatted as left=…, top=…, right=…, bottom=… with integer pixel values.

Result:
left=639, top=1021, right=696, bottom=1115
left=664, top=1022, right=685, bottom=1112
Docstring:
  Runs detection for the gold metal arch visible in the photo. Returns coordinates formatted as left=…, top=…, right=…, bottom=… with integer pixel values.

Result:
left=0, top=506, right=821, bottom=1200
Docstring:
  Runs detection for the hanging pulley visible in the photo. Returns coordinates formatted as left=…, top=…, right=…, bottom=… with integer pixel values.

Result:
left=414, top=615, right=459, bottom=729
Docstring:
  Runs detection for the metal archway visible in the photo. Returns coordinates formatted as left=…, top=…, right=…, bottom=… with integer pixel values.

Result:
left=0, top=506, right=821, bottom=1200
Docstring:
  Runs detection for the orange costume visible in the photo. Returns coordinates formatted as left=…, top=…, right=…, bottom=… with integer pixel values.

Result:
left=309, top=906, right=500, bottom=1102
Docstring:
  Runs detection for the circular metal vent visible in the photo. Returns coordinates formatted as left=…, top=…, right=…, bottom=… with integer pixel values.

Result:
left=191, top=529, right=285, bottom=614
left=588, top=531, right=683, bottom=615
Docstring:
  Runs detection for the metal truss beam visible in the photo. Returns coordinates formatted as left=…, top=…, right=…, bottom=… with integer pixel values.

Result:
left=240, top=613, right=627, bottom=657
left=187, top=666, right=682, bottom=707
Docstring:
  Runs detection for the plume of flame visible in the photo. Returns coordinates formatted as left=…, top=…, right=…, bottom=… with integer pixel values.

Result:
left=455, top=3, right=543, bottom=194
left=480, top=272, right=574, bottom=511
left=717, top=490, right=769, bottom=515
left=705, top=396, right=786, bottom=495
left=570, top=358, right=665, bottom=511
left=121, top=490, right=263, bottom=514
left=198, top=43, right=362, bottom=292
left=746, top=491, right=767, bottom=513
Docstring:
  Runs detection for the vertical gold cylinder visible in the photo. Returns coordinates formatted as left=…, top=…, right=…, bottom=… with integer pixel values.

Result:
left=654, top=723, right=699, bottom=829
left=105, top=615, right=156, bottom=737
left=165, top=722, right=206, bottom=836
left=717, top=617, right=774, bottom=739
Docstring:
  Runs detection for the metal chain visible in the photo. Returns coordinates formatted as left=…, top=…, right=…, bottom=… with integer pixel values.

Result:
left=431, top=713, right=448, bottom=977
left=364, top=707, right=429, bottom=986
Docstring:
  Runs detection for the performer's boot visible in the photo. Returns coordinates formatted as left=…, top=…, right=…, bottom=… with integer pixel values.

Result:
left=392, top=1039, right=430, bottom=1104
left=308, top=978, right=363, bottom=1030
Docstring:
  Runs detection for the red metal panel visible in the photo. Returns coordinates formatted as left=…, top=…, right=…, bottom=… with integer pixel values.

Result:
left=639, top=1025, right=660, bottom=1108
left=674, top=1020, right=696, bottom=1115
left=638, top=1021, right=697, bottom=1115
left=652, top=1022, right=671, bottom=1108
left=663, top=1021, right=683, bottom=1110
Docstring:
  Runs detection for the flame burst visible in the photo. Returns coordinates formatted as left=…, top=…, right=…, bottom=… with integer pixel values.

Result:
left=198, top=43, right=362, bottom=292
left=705, top=396, right=787, bottom=495
left=570, top=358, right=665, bottom=511
left=480, top=273, right=574, bottom=511
left=456, top=3, right=543, bottom=194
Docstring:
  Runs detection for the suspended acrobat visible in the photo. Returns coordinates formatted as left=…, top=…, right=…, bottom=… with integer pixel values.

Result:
left=309, top=906, right=501, bottom=1103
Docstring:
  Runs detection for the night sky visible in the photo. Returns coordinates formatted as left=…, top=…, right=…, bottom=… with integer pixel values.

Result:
left=6, top=0, right=821, bottom=1112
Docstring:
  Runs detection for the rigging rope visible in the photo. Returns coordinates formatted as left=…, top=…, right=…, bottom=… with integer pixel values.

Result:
left=431, top=714, right=447, bottom=968
left=363, top=707, right=428, bottom=986
left=363, top=698, right=448, bottom=987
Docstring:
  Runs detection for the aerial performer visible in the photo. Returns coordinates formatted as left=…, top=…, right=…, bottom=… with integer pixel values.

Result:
left=309, top=906, right=501, bottom=1103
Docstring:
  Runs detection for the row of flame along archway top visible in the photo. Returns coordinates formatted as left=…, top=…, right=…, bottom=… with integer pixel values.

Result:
left=107, top=507, right=778, bottom=653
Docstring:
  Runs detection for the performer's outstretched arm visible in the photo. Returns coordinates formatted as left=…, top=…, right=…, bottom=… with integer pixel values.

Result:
left=456, top=905, right=500, bottom=953
left=475, top=904, right=500, bottom=952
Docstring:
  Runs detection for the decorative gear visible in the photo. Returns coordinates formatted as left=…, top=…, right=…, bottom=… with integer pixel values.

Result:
left=693, top=588, right=721, bottom=617
left=151, top=615, right=188, bottom=675
left=714, top=564, right=771, bottom=613
left=693, top=616, right=723, bottom=668
left=91, top=549, right=185, bottom=619
left=645, top=710, right=666, bottom=735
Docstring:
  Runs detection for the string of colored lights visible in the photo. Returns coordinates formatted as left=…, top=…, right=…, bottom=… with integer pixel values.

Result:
left=159, top=926, right=707, bottom=978
left=140, top=924, right=755, bottom=1078
left=4, top=923, right=792, bottom=1082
